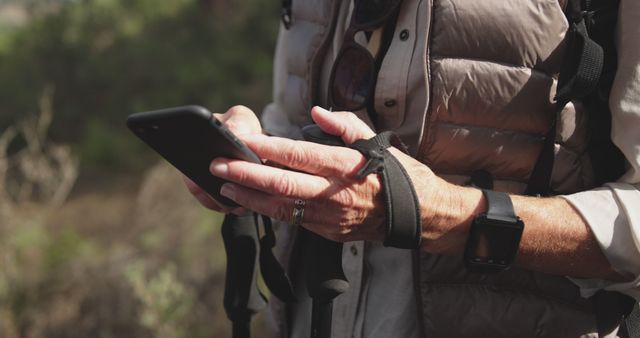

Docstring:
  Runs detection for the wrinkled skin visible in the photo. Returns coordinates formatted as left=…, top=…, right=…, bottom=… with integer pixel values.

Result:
left=184, top=105, right=443, bottom=243
left=183, top=105, right=262, bottom=215
left=184, top=105, right=624, bottom=281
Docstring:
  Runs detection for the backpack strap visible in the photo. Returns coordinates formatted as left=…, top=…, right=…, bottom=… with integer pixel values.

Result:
left=555, top=0, right=605, bottom=106
left=526, top=2, right=639, bottom=336
left=525, top=0, right=607, bottom=196
left=581, top=0, right=627, bottom=185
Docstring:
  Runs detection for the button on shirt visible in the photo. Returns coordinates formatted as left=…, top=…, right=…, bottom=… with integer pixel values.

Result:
left=290, top=1, right=427, bottom=338
left=266, top=0, right=640, bottom=337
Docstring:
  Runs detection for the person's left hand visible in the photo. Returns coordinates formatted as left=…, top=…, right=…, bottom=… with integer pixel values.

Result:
left=210, top=106, right=444, bottom=244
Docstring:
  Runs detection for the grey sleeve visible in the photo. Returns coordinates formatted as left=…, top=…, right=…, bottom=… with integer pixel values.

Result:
left=562, top=0, right=640, bottom=301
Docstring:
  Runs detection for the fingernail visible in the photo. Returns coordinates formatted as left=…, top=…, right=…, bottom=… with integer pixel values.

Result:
left=210, top=161, right=228, bottom=177
left=314, top=106, right=330, bottom=114
left=220, top=183, right=235, bottom=199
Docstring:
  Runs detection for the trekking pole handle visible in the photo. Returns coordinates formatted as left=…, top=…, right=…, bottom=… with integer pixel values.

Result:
left=221, top=214, right=267, bottom=338
left=301, top=124, right=350, bottom=301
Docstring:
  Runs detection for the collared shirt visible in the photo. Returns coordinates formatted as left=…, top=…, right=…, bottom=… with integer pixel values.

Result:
left=562, top=0, right=640, bottom=300
left=290, top=2, right=425, bottom=337
left=263, top=0, right=640, bottom=337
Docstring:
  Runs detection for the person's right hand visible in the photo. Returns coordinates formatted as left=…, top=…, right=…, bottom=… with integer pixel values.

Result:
left=183, top=105, right=262, bottom=214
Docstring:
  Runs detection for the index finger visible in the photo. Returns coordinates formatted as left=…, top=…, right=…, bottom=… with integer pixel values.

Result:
left=241, top=134, right=367, bottom=178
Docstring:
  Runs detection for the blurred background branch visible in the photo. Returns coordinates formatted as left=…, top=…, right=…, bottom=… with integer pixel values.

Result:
left=9, top=85, right=78, bottom=208
left=0, top=0, right=278, bottom=337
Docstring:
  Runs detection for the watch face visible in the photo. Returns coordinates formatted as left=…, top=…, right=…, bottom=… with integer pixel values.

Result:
left=466, top=215, right=524, bottom=267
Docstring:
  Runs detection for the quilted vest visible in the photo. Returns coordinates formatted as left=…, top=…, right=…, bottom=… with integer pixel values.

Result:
left=261, top=0, right=628, bottom=336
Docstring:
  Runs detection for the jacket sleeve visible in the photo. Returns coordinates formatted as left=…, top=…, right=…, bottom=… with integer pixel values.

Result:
left=561, top=0, right=640, bottom=301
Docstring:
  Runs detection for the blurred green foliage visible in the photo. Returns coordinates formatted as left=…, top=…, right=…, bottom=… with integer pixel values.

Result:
left=0, top=0, right=279, bottom=174
left=126, top=261, right=195, bottom=338
left=0, top=1, right=279, bottom=337
left=0, top=200, right=247, bottom=338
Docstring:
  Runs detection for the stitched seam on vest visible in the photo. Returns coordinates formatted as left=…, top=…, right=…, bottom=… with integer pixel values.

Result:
left=439, top=122, right=546, bottom=140
left=424, top=283, right=593, bottom=312
left=432, top=146, right=589, bottom=183
left=416, top=0, right=439, bottom=166
left=415, top=2, right=434, bottom=336
left=431, top=55, right=558, bottom=78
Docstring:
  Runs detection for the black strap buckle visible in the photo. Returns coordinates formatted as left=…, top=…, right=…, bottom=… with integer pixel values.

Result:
left=258, top=214, right=296, bottom=303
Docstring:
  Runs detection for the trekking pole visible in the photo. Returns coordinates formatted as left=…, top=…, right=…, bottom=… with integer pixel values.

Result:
left=301, top=124, right=350, bottom=338
left=221, top=213, right=267, bottom=338
left=303, top=231, right=349, bottom=338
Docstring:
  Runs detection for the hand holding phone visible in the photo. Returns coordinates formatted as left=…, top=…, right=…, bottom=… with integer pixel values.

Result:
left=189, top=105, right=264, bottom=213
left=127, top=105, right=263, bottom=210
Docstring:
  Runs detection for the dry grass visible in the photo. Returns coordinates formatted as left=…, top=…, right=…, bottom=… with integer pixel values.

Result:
left=0, top=85, right=77, bottom=212
left=0, top=162, right=246, bottom=338
left=0, top=91, right=267, bottom=338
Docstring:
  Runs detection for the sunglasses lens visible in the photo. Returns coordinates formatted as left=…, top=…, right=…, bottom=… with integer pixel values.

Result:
left=355, top=0, right=400, bottom=26
left=330, top=47, right=375, bottom=111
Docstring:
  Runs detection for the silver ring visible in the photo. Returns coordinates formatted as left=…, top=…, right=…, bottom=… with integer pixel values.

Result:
left=292, top=199, right=306, bottom=226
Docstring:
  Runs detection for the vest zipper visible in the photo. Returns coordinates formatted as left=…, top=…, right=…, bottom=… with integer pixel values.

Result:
left=416, top=0, right=436, bottom=166
left=414, top=0, right=435, bottom=336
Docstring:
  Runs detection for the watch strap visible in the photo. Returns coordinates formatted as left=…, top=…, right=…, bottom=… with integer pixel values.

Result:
left=464, top=189, right=524, bottom=273
left=482, top=189, right=517, bottom=222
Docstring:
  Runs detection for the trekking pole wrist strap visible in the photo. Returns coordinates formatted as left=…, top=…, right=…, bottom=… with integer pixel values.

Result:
left=349, top=131, right=422, bottom=249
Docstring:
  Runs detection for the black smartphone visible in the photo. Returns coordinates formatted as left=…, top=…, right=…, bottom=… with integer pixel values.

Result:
left=126, top=105, right=261, bottom=207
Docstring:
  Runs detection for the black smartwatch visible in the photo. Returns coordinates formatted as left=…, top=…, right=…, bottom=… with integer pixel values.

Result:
left=464, top=189, right=524, bottom=273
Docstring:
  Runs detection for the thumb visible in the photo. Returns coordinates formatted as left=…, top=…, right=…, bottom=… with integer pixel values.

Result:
left=310, top=106, right=376, bottom=144
left=214, top=105, right=261, bottom=136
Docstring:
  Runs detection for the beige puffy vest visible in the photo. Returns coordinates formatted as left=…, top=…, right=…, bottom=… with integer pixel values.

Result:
left=262, top=0, right=628, bottom=336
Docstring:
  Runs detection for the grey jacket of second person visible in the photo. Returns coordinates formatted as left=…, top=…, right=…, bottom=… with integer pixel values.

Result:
left=260, top=0, right=629, bottom=337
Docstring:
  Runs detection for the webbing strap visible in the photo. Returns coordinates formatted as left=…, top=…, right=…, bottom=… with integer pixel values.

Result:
left=524, top=0, right=604, bottom=196
left=555, top=20, right=604, bottom=105
left=524, top=2, right=639, bottom=336
left=524, top=123, right=557, bottom=196
left=350, top=131, right=422, bottom=249
left=259, top=214, right=296, bottom=303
